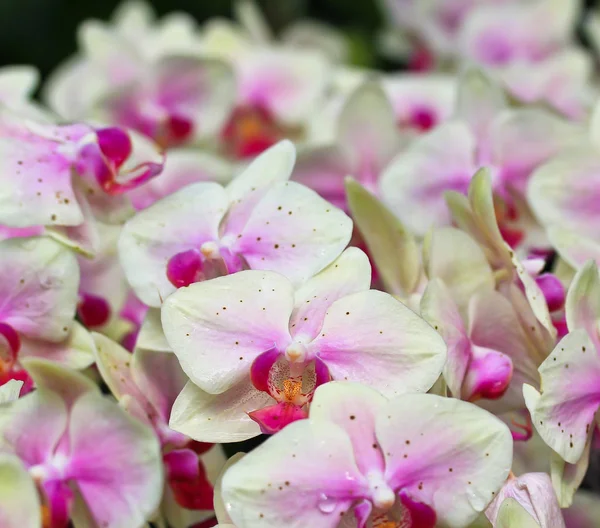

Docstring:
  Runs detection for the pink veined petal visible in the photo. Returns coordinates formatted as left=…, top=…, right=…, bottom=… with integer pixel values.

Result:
left=236, top=48, right=329, bottom=126
left=161, top=270, right=294, bottom=394
left=291, top=145, right=353, bottom=210
left=420, top=278, right=470, bottom=398
left=0, top=127, right=82, bottom=228
left=377, top=393, right=513, bottom=528
left=289, top=248, right=371, bottom=342
left=380, top=121, right=477, bottom=236
left=221, top=419, right=370, bottom=528
left=118, top=182, right=228, bottom=307
left=309, top=290, right=446, bottom=398
left=310, top=382, right=387, bottom=476
left=528, top=149, right=600, bottom=240
left=170, top=379, right=273, bottom=443
left=0, top=453, right=41, bottom=528
left=565, top=260, right=600, bottom=348
left=223, top=140, right=296, bottom=236
left=66, top=391, right=163, bottom=528
left=524, top=329, right=600, bottom=464
left=0, top=389, right=68, bottom=467
left=0, top=237, right=79, bottom=342
left=461, top=344, right=513, bottom=402
left=485, top=473, right=566, bottom=528
left=337, top=81, right=403, bottom=185
left=231, top=181, right=352, bottom=287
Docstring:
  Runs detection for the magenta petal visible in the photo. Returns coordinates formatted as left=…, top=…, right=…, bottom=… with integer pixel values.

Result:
left=535, top=273, right=566, bottom=312
left=166, top=249, right=204, bottom=288
left=96, top=127, right=132, bottom=170
left=41, top=479, right=73, bottom=528
left=77, top=293, right=111, bottom=328
left=462, top=345, right=513, bottom=401
left=0, top=322, right=20, bottom=361
left=249, top=346, right=282, bottom=393
left=399, top=491, right=437, bottom=528
left=164, top=448, right=199, bottom=482
left=353, top=499, right=372, bottom=528
left=248, top=401, right=308, bottom=434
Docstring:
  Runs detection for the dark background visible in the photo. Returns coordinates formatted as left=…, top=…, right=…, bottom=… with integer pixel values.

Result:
left=0, top=0, right=386, bottom=76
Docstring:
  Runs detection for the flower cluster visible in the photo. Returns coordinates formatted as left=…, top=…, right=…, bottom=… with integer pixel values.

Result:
left=1, top=1, right=600, bottom=527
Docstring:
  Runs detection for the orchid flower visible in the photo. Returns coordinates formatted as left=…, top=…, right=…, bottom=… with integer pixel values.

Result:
left=528, top=100, right=600, bottom=271
left=163, top=247, right=446, bottom=440
left=0, top=359, right=163, bottom=528
left=485, top=473, right=566, bottom=527
left=443, top=170, right=558, bottom=359
left=0, top=237, right=94, bottom=393
left=199, top=13, right=330, bottom=159
left=220, top=381, right=512, bottom=528
left=457, top=0, right=592, bottom=118
left=292, top=81, right=404, bottom=210
left=0, top=66, right=51, bottom=121
left=524, top=260, right=600, bottom=505
left=0, top=109, right=164, bottom=254
left=380, top=68, right=582, bottom=237
left=45, top=4, right=235, bottom=148
left=119, top=141, right=352, bottom=307
left=92, top=330, right=225, bottom=527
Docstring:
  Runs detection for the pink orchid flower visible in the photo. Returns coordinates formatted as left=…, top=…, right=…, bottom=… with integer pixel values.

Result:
left=220, top=381, right=512, bottom=528
left=45, top=5, right=235, bottom=149
left=119, top=141, right=352, bottom=307
left=163, top=247, right=446, bottom=440
left=200, top=19, right=330, bottom=159
left=92, top=331, right=221, bottom=523
left=380, top=69, right=582, bottom=237
left=0, top=237, right=84, bottom=393
left=292, top=81, right=404, bottom=210
left=0, top=359, right=163, bottom=528
left=525, top=261, right=600, bottom=503
left=528, top=101, right=600, bottom=270
left=457, top=0, right=591, bottom=118
left=486, top=472, right=566, bottom=527
left=0, top=110, right=164, bottom=254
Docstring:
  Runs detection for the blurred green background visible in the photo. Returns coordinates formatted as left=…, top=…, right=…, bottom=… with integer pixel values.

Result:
left=0, top=0, right=386, bottom=76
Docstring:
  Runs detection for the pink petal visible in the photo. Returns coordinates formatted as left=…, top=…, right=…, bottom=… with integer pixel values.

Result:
left=66, top=392, right=163, bottom=528
left=524, top=329, right=600, bottom=464
left=161, top=270, right=294, bottom=394
left=231, top=181, right=352, bottom=287
left=377, top=394, right=513, bottom=527
left=289, top=248, right=371, bottom=342
left=248, top=401, right=308, bottom=434
left=221, top=419, right=369, bottom=528
left=309, top=290, right=446, bottom=397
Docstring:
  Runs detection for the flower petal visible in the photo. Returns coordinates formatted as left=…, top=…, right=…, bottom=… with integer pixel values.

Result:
left=548, top=227, right=600, bottom=270
left=378, top=394, right=513, bottom=528
left=310, top=382, right=387, bottom=475
left=221, top=419, right=368, bottom=528
left=0, top=236, right=79, bottom=341
left=67, top=391, right=163, bottom=528
left=0, top=453, right=41, bottom=528
left=161, top=270, right=293, bottom=394
left=346, top=177, right=421, bottom=296
left=231, top=181, right=352, bottom=287
left=524, top=329, right=600, bottom=464
left=170, top=379, right=270, bottom=443
left=0, top=379, right=23, bottom=404
left=380, top=122, right=476, bottom=235
left=119, top=182, right=228, bottom=307
left=310, top=290, right=446, bottom=397
left=290, top=247, right=370, bottom=342
left=494, top=498, right=540, bottom=528
left=565, top=260, right=600, bottom=346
